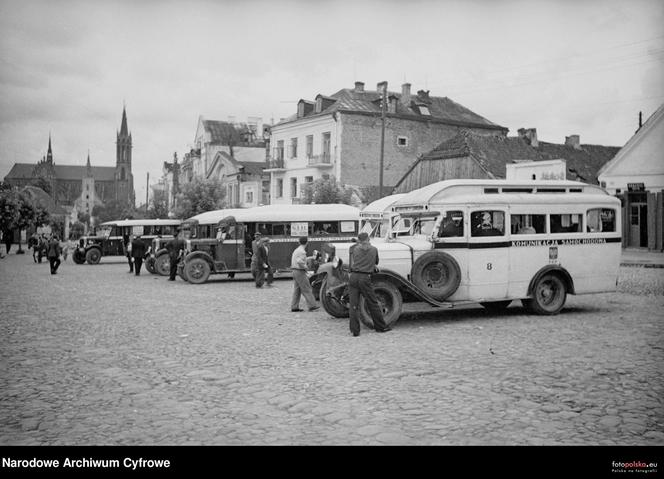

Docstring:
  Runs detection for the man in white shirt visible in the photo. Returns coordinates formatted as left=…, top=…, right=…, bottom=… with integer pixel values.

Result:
left=290, top=236, right=319, bottom=312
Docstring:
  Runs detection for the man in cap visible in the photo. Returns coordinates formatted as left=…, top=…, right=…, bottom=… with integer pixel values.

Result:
left=348, top=232, right=391, bottom=336
left=130, top=234, right=146, bottom=276
left=166, top=227, right=186, bottom=281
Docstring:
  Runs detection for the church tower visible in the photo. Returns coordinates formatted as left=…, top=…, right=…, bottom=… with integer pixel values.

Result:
left=115, top=106, right=135, bottom=206
left=82, top=151, right=96, bottom=218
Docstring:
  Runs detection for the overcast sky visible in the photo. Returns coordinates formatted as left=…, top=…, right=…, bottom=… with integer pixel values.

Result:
left=1, top=0, right=663, bottom=205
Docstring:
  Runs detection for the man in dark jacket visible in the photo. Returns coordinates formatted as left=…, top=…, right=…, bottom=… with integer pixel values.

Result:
left=165, top=232, right=185, bottom=281
left=254, top=236, right=273, bottom=288
left=123, top=233, right=133, bottom=273
left=348, top=232, right=391, bottom=336
left=131, top=235, right=146, bottom=276
left=46, top=234, right=62, bottom=275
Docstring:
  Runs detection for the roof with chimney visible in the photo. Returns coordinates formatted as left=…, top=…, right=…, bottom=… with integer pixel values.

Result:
left=199, top=119, right=266, bottom=147
left=5, top=163, right=116, bottom=182
left=394, top=129, right=619, bottom=190
left=277, top=82, right=507, bottom=131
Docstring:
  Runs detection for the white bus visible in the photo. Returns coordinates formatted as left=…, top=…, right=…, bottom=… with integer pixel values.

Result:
left=322, top=180, right=621, bottom=327
left=179, top=204, right=361, bottom=284
left=359, top=193, right=407, bottom=239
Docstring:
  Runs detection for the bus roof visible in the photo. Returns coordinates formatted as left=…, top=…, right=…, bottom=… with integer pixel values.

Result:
left=183, top=208, right=248, bottom=225
left=393, top=179, right=608, bottom=209
left=361, top=194, right=407, bottom=216
left=217, top=204, right=360, bottom=224
left=99, top=219, right=182, bottom=227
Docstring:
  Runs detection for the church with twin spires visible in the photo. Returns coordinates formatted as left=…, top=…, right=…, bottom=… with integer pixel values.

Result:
left=3, top=106, right=136, bottom=217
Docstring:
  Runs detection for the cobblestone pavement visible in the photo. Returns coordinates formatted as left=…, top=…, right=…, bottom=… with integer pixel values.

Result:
left=1, top=253, right=663, bottom=446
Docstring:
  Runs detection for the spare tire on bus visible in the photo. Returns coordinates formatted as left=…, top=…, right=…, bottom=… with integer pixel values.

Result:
left=320, top=276, right=349, bottom=318
left=85, top=248, right=101, bottom=265
left=411, top=251, right=461, bottom=301
left=359, top=280, right=403, bottom=329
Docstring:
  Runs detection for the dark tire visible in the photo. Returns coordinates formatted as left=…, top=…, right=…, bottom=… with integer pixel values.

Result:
left=85, top=248, right=101, bottom=265
left=145, top=257, right=156, bottom=274
left=523, top=273, right=567, bottom=315
left=359, top=280, right=403, bottom=329
left=185, top=258, right=210, bottom=284
left=73, top=249, right=86, bottom=264
left=154, top=254, right=171, bottom=276
left=320, top=276, right=349, bottom=318
left=411, top=251, right=461, bottom=301
left=480, top=300, right=512, bottom=311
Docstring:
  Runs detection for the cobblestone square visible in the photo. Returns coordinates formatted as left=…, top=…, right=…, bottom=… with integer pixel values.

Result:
left=1, top=253, right=663, bottom=445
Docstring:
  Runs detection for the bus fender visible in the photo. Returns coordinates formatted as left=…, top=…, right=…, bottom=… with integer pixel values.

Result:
left=156, top=248, right=168, bottom=257
left=527, top=265, right=575, bottom=296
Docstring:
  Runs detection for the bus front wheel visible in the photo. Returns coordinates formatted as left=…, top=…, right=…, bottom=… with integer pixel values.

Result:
left=359, top=280, right=403, bottom=329
left=185, top=258, right=210, bottom=284
left=85, top=248, right=101, bottom=265
left=154, top=254, right=171, bottom=276
left=320, top=276, right=349, bottom=318
left=523, top=273, right=567, bottom=315
left=145, top=256, right=156, bottom=274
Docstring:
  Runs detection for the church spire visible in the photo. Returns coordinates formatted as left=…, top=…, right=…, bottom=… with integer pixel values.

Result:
left=120, top=105, right=129, bottom=136
left=46, top=133, right=53, bottom=163
left=86, top=150, right=92, bottom=176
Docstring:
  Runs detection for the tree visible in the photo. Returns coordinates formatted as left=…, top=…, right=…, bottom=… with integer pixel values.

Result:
left=92, top=200, right=137, bottom=223
left=69, top=221, right=85, bottom=240
left=301, top=177, right=353, bottom=205
left=31, top=177, right=52, bottom=195
left=172, top=177, right=226, bottom=219
left=148, top=188, right=169, bottom=219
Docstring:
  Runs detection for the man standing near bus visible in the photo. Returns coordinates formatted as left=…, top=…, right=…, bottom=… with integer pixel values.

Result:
left=348, top=232, right=391, bottom=336
left=131, top=235, right=146, bottom=276
left=166, top=230, right=186, bottom=281
left=290, top=236, right=319, bottom=312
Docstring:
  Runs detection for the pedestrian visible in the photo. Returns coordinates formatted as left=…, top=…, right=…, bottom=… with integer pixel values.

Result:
left=123, top=233, right=133, bottom=273
left=250, top=232, right=262, bottom=282
left=61, top=237, right=73, bottom=261
left=165, top=230, right=186, bottom=281
left=348, top=232, right=391, bottom=336
left=46, top=234, right=62, bottom=275
left=131, top=235, right=146, bottom=276
left=290, top=236, right=319, bottom=312
left=254, top=236, right=273, bottom=288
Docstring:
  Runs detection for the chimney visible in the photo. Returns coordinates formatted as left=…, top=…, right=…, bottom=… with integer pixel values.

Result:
left=517, top=128, right=538, bottom=147
left=400, top=83, right=411, bottom=107
left=565, top=134, right=581, bottom=150
left=354, top=81, right=365, bottom=92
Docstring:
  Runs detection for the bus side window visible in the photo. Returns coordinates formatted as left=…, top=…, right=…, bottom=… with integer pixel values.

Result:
left=587, top=208, right=615, bottom=233
left=512, top=214, right=545, bottom=234
left=471, top=211, right=504, bottom=237
left=550, top=214, right=581, bottom=233
left=439, top=211, right=464, bottom=237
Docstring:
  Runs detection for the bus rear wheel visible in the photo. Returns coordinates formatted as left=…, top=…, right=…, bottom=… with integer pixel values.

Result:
left=523, top=273, right=567, bottom=315
left=359, top=280, right=403, bottom=329
left=320, top=276, right=349, bottom=318
left=185, top=258, right=210, bottom=284
left=154, top=254, right=171, bottom=276
left=85, top=248, right=101, bottom=265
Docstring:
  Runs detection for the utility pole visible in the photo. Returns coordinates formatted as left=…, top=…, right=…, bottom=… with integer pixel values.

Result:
left=145, top=172, right=149, bottom=215
left=378, top=80, right=387, bottom=199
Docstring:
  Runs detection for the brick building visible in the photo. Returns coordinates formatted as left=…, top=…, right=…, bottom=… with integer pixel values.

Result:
left=266, top=81, right=507, bottom=205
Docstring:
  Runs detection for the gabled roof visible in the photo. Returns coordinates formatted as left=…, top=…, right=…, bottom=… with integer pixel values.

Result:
left=597, top=102, right=664, bottom=178
left=207, top=151, right=266, bottom=179
left=276, top=85, right=507, bottom=131
left=5, top=163, right=116, bottom=181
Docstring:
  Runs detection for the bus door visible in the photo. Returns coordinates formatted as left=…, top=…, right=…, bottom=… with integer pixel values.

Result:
left=467, top=208, right=509, bottom=300
left=215, top=222, right=245, bottom=270
left=105, top=225, right=124, bottom=256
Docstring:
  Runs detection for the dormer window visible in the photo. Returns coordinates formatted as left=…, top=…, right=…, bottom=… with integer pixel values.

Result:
left=418, top=105, right=430, bottom=115
left=315, top=97, right=323, bottom=113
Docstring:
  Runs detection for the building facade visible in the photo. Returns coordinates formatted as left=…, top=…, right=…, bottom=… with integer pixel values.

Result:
left=266, top=81, right=508, bottom=205
left=598, top=104, right=664, bottom=250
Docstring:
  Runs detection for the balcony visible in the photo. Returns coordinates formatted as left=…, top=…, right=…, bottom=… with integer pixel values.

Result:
left=264, top=157, right=286, bottom=172
left=307, top=153, right=333, bottom=167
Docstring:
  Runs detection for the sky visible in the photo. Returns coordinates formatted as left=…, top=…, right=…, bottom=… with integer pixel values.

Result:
left=1, top=0, right=663, bottom=205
